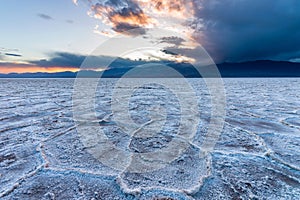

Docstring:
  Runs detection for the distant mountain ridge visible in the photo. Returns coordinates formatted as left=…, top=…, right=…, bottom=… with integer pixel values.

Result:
left=217, top=60, right=300, bottom=77
left=1, top=60, right=300, bottom=78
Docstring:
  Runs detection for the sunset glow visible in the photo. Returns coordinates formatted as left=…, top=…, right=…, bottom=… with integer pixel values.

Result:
left=0, top=65, right=79, bottom=74
left=1, top=0, right=300, bottom=74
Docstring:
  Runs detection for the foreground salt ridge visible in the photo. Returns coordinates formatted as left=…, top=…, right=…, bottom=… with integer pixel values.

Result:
left=0, top=78, right=299, bottom=199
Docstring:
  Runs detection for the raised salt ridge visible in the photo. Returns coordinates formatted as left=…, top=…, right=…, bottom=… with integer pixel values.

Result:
left=0, top=78, right=299, bottom=199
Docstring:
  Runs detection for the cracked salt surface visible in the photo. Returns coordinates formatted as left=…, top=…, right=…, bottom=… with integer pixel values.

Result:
left=0, top=78, right=300, bottom=199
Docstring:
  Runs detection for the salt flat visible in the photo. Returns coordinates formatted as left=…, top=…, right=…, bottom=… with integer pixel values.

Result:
left=0, top=78, right=299, bottom=199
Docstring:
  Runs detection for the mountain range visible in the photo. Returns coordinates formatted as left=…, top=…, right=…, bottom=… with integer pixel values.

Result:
left=1, top=60, right=300, bottom=78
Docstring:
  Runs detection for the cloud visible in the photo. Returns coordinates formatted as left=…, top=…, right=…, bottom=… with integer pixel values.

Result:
left=84, top=0, right=194, bottom=35
left=0, top=62, right=34, bottom=68
left=29, top=52, right=85, bottom=68
left=66, top=19, right=74, bottom=24
left=0, top=52, right=161, bottom=73
left=88, top=1, right=152, bottom=34
left=27, top=52, right=151, bottom=69
left=37, top=13, right=53, bottom=20
left=77, top=0, right=300, bottom=62
left=73, top=0, right=78, bottom=6
left=159, top=36, right=186, bottom=47
left=0, top=47, right=19, bottom=52
left=0, top=50, right=200, bottom=74
left=191, top=0, right=300, bottom=62
left=161, top=49, right=178, bottom=56
left=93, top=26, right=115, bottom=37
left=137, top=0, right=194, bottom=20
left=0, top=47, right=22, bottom=59
left=4, top=53, right=22, bottom=57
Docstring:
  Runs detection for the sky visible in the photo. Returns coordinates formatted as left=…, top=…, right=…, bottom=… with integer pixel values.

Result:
left=1, top=0, right=300, bottom=73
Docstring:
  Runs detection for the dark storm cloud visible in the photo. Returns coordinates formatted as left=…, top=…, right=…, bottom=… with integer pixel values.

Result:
left=28, top=52, right=149, bottom=69
left=193, top=0, right=300, bottom=62
left=30, top=52, right=85, bottom=68
left=37, top=13, right=53, bottom=20
left=78, top=0, right=300, bottom=62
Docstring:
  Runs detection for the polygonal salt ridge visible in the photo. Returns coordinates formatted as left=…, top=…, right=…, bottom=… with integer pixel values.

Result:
left=212, top=122, right=269, bottom=155
left=0, top=142, right=42, bottom=197
left=1, top=169, right=135, bottom=200
left=225, top=117, right=296, bottom=134
left=139, top=189, right=195, bottom=200
left=75, top=80, right=205, bottom=171
left=127, top=84, right=181, bottom=126
left=73, top=60, right=225, bottom=191
left=204, top=153, right=300, bottom=199
left=283, top=117, right=300, bottom=129
left=117, top=144, right=211, bottom=195
left=42, top=127, right=122, bottom=177
left=260, top=132, right=300, bottom=171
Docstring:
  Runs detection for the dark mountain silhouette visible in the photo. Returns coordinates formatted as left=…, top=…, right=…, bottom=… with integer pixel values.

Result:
left=217, top=60, right=300, bottom=77
left=1, top=60, right=300, bottom=78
